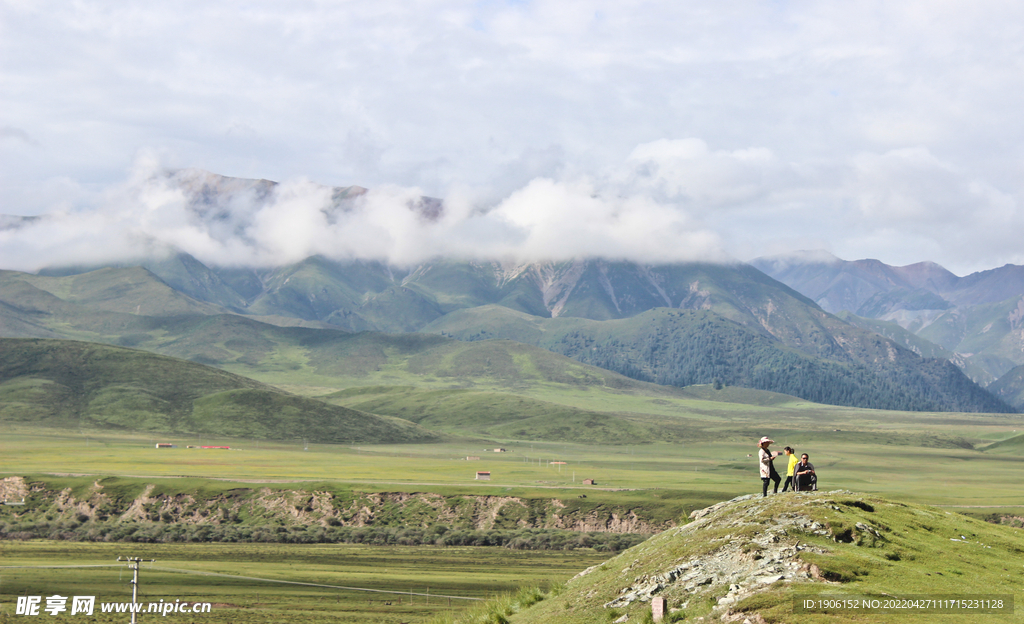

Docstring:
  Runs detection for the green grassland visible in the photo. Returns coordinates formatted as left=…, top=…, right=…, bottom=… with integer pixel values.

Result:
left=508, top=491, right=1024, bottom=624
left=4, top=332, right=1024, bottom=509
left=3, top=407, right=1024, bottom=622
left=0, top=541, right=606, bottom=623
left=3, top=409, right=1024, bottom=509
left=4, top=327, right=1024, bottom=622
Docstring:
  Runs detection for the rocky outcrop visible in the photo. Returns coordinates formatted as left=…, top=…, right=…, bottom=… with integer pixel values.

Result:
left=603, top=494, right=833, bottom=611
left=550, top=491, right=892, bottom=623
left=0, top=476, right=28, bottom=502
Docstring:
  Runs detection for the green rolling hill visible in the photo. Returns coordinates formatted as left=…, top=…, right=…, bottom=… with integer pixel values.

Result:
left=323, top=385, right=701, bottom=444
left=13, top=267, right=228, bottom=317
left=978, top=430, right=1024, bottom=453
left=987, top=363, right=1024, bottom=410
left=0, top=338, right=437, bottom=443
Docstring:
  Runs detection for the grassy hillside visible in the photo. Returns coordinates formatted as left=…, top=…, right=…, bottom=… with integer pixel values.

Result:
left=836, top=311, right=954, bottom=360
left=0, top=338, right=437, bottom=443
left=505, top=491, right=1024, bottom=624
left=325, top=386, right=701, bottom=443
left=0, top=269, right=328, bottom=339
left=427, top=307, right=1013, bottom=413
left=978, top=431, right=1024, bottom=454
left=39, top=253, right=253, bottom=312
left=0, top=273, right=647, bottom=394
left=917, top=297, right=1024, bottom=363
left=14, top=267, right=229, bottom=317
left=989, top=364, right=1024, bottom=409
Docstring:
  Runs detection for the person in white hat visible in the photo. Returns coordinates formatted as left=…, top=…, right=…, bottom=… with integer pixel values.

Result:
left=758, top=436, right=782, bottom=497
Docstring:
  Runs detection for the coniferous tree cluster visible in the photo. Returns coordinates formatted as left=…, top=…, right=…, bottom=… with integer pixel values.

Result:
left=548, top=314, right=1013, bottom=413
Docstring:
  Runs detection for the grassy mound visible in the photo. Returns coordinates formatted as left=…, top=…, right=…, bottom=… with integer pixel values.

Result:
left=979, top=431, right=1024, bottom=454
left=509, top=491, right=1024, bottom=623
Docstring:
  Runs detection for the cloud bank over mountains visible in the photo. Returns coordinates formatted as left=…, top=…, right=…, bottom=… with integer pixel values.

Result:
left=0, top=157, right=730, bottom=271
left=1, top=137, right=1021, bottom=274
left=3, top=1, right=1024, bottom=273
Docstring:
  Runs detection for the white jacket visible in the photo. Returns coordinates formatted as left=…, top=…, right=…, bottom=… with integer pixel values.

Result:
left=758, top=447, right=774, bottom=478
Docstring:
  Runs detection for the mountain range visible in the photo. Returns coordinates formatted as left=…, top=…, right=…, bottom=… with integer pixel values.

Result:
left=752, top=250, right=1024, bottom=404
left=0, top=253, right=1011, bottom=414
left=0, top=170, right=1021, bottom=414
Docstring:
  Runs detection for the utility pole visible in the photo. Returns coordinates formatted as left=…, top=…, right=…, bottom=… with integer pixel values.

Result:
left=118, top=556, right=154, bottom=624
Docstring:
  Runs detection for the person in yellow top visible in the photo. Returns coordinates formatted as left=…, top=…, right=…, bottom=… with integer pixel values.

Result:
left=781, top=446, right=798, bottom=492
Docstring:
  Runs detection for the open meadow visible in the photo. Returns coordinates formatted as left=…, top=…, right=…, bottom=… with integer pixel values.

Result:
left=4, top=383, right=1024, bottom=621
left=3, top=401, right=1024, bottom=509
left=0, top=541, right=605, bottom=623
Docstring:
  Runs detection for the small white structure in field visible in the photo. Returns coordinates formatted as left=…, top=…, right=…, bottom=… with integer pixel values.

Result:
left=475, top=471, right=491, bottom=481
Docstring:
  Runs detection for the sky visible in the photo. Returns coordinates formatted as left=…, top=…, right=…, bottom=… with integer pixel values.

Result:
left=2, top=0, right=1024, bottom=274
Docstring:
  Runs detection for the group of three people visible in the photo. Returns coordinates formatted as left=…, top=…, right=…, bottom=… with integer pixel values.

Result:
left=758, top=436, right=815, bottom=497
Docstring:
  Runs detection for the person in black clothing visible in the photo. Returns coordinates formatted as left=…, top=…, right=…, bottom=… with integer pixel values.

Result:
left=794, top=453, right=816, bottom=492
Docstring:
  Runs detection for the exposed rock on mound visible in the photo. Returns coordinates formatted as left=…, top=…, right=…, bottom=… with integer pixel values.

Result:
left=0, top=476, right=28, bottom=502
left=600, top=494, right=834, bottom=612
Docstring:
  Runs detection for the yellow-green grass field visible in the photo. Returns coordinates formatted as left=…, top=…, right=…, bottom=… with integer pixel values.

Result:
left=2, top=416, right=1023, bottom=509
left=0, top=541, right=604, bottom=623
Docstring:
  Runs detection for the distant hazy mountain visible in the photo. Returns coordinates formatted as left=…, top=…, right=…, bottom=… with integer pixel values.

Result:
left=750, top=250, right=960, bottom=315
left=752, top=250, right=1024, bottom=313
left=753, top=251, right=1024, bottom=386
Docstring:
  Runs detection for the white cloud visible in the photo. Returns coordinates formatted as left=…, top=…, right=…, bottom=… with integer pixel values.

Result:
left=0, top=160, right=727, bottom=270
left=623, top=138, right=793, bottom=208
left=2, top=1, right=1024, bottom=273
